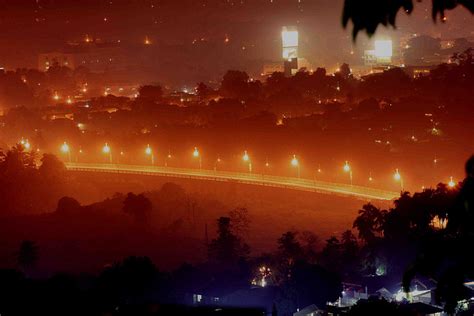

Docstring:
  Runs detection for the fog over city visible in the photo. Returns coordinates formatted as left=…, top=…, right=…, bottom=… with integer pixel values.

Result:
left=1, top=1, right=474, bottom=316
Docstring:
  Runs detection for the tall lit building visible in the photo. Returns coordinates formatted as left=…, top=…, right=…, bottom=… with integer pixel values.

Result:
left=364, top=39, right=393, bottom=66
left=282, top=26, right=299, bottom=76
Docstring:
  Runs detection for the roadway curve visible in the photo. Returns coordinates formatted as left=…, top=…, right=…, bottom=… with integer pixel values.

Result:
left=65, top=163, right=400, bottom=201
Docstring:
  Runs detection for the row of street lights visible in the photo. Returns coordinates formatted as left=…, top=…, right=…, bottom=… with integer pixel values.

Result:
left=54, top=141, right=458, bottom=190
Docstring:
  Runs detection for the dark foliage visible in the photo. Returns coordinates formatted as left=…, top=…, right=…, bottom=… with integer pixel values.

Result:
left=343, top=0, right=474, bottom=39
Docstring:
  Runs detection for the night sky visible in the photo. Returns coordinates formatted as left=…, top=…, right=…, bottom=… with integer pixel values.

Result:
left=1, top=0, right=472, bottom=84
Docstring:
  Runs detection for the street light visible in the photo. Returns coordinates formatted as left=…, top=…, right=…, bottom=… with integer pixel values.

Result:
left=214, top=157, right=221, bottom=171
left=448, top=176, right=456, bottom=188
left=263, top=158, right=270, bottom=177
left=145, top=144, right=154, bottom=165
left=242, top=150, right=252, bottom=173
left=193, top=147, right=202, bottom=169
left=102, top=143, right=112, bottom=163
left=60, top=141, right=71, bottom=162
left=368, top=172, right=374, bottom=183
left=394, top=168, right=404, bottom=191
left=291, top=154, right=300, bottom=178
left=165, top=150, right=172, bottom=167
left=343, top=161, right=353, bottom=185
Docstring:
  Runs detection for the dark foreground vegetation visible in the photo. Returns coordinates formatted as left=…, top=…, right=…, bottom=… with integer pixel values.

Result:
left=1, top=145, right=474, bottom=315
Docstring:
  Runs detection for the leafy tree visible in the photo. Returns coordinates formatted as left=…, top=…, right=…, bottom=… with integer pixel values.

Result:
left=208, top=217, right=250, bottom=264
left=39, top=153, right=66, bottom=181
left=353, top=203, right=386, bottom=244
left=291, top=261, right=342, bottom=310
left=300, top=231, right=320, bottom=264
left=348, top=297, right=407, bottom=316
left=196, top=82, right=212, bottom=99
left=342, top=0, right=474, bottom=39
left=402, top=156, right=474, bottom=314
left=229, top=207, right=251, bottom=237
left=220, top=70, right=250, bottom=99
left=56, top=196, right=81, bottom=214
left=277, top=231, right=303, bottom=266
left=138, top=85, right=163, bottom=102
left=17, top=240, right=39, bottom=273
left=122, top=192, right=152, bottom=223
left=338, top=63, right=352, bottom=80
left=98, top=256, right=159, bottom=306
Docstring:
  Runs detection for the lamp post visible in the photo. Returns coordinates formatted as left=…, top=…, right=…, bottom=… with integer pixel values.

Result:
left=343, top=161, right=353, bottom=186
left=394, top=168, right=404, bottom=191
left=448, top=176, right=456, bottom=188
left=291, top=154, right=300, bottom=178
left=145, top=144, right=154, bottom=165
left=60, top=141, right=71, bottom=163
left=214, top=157, right=221, bottom=172
left=165, top=150, right=172, bottom=167
left=242, top=150, right=251, bottom=173
left=263, top=158, right=270, bottom=177
left=102, top=143, right=112, bottom=163
left=193, top=147, right=202, bottom=169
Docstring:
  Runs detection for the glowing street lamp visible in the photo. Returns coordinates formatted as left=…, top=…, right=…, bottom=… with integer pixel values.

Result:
left=60, top=141, right=71, bottom=162
left=242, top=150, right=249, bottom=162
left=343, top=161, right=353, bottom=185
left=448, top=176, right=456, bottom=188
left=102, top=143, right=112, bottom=163
left=291, top=154, right=300, bottom=178
left=162, top=150, right=171, bottom=167
left=394, top=168, right=404, bottom=191
left=214, top=157, right=222, bottom=171
left=193, top=147, right=202, bottom=169
left=262, top=157, right=270, bottom=177
left=368, top=172, right=374, bottom=183
left=145, top=144, right=154, bottom=165
left=343, top=161, right=351, bottom=172
left=242, top=150, right=252, bottom=173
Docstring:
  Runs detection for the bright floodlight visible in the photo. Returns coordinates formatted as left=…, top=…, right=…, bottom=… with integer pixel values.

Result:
left=145, top=144, right=152, bottom=155
left=282, top=26, right=298, bottom=59
left=193, top=147, right=200, bottom=158
left=102, top=143, right=111, bottom=154
left=282, top=27, right=298, bottom=48
left=243, top=150, right=250, bottom=162
left=374, top=40, right=393, bottom=58
left=291, top=155, right=299, bottom=167
left=61, top=142, right=70, bottom=153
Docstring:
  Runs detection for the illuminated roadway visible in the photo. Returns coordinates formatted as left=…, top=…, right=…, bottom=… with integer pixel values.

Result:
left=65, top=163, right=399, bottom=201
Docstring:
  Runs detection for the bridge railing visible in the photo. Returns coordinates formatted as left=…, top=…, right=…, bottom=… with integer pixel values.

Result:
left=65, top=163, right=399, bottom=201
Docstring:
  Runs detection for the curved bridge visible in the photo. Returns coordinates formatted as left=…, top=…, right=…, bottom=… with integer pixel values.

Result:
left=65, top=163, right=399, bottom=201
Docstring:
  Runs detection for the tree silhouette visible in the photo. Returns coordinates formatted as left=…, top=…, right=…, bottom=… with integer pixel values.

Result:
left=138, top=85, right=163, bottom=102
left=402, top=156, right=474, bottom=314
left=17, top=240, right=38, bottom=273
left=56, top=196, right=81, bottom=214
left=277, top=231, right=303, bottom=266
left=208, top=217, right=250, bottom=264
left=98, top=256, right=159, bottom=306
left=353, top=203, right=386, bottom=245
left=122, top=192, right=152, bottom=223
left=220, top=70, right=250, bottom=99
left=342, top=0, right=474, bottom=39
